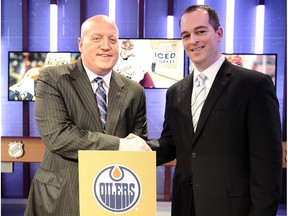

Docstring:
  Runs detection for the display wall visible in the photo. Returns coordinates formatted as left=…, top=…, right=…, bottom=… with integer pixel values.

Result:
left=1, top=0, right=286, bottom=199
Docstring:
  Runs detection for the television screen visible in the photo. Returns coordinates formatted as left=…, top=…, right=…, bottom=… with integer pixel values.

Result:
left=8, top=39, right=185, bottom=101
left=8, top=51, right=80, bottom=101
left=114, top=39, right=185, bottom=88
left=189, top=53, right=277, bottom=85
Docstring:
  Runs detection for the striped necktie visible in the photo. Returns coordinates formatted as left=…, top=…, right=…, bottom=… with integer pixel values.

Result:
left=192, top=73, right=206, bottom=131
left=95, top=77, right=107, bottom=130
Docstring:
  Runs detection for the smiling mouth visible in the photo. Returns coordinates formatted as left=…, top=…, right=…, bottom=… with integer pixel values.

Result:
left=97, top=54, right=112, bottom=57
left=192, top=46, right=204, bottom=52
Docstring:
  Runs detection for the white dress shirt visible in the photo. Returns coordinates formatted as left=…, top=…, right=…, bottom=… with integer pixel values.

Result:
left=84, top=65, right=112, bottom=105
left=192, top=55, right=225, bottom=98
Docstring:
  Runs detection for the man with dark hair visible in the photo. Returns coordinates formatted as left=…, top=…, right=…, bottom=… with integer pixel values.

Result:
left=149, top=4, right=282, bottom=216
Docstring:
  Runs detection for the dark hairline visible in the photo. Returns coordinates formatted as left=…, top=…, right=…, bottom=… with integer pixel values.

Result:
left=179, top=5, right=221, bottom=32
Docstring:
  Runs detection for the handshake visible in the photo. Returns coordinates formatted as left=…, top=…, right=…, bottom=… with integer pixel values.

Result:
left=119, top=133, right=152, bottom=152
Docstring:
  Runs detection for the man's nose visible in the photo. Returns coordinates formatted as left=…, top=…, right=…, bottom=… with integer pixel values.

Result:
left=190, top=36, right=200, bottom=45
left=100, top=39, right=110, bottom=49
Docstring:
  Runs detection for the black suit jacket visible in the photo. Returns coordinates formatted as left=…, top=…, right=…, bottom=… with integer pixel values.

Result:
left=154, top=59, right=282, bottom=216
left=24, top=59, right=147, bottom=216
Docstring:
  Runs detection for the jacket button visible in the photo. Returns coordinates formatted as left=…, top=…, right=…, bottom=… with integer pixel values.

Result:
left=192, top=153, right=197, bottom=158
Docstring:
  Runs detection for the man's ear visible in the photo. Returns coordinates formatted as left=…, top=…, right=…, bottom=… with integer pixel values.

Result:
left=78, top=38, right=83, bottom=52
left=217, top=27, right=224, bottom=42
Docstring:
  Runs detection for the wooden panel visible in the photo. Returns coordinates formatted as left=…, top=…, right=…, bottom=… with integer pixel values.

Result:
left=1, top=137, right=45, bottom=163
left=1, top=138, right=286, bottom=166
left=163, top=160, right=176, bottom=201
left=163, top=159, right=176, bottom=166
left=1, top=137, right=286, bottom=202
left=282, top=142, right=287, bottom=168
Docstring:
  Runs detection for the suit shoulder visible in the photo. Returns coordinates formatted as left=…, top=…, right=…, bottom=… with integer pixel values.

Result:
left=38, top=62, right=77, bottom=81
left=114, top=72, right=144, bottom=90
left=228, top=62, right=266, bottom=79
left=42, top=62, right=76, bottom=75
left=167, top=74, right=192, bottom=93
left=224, top=62, right=275, bottom=89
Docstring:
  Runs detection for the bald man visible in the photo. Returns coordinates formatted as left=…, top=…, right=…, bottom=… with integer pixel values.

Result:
left=24, top=15, right=150, bottom=216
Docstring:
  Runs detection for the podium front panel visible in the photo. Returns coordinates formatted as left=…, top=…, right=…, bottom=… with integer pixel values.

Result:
left=79, top=151, right=156, bottom=216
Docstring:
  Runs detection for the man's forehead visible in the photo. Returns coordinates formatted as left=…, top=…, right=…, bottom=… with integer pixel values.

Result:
left=182, top=10, right=209, bottom=21
left=181, top=11, right=210, bottom=27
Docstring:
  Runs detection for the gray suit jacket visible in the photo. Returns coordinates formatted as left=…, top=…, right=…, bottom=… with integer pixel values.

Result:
left=24, top=59, right=147, bottom=216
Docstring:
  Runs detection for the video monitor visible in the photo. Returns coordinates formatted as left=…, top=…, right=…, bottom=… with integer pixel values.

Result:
left=8, top=51, right=80, bottom=101
left=114, top=39, right=185, bottom=89
left=224, top=54, right=277, bottom=85
left=189, top=53, right=277, bottom=85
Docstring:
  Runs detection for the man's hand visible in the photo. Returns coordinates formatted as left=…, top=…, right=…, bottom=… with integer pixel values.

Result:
left=119, top=133, right=152, bottom=151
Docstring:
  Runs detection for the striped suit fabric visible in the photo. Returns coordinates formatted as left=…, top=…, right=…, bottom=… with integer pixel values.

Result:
left=24, top=59, right=148, bottom=216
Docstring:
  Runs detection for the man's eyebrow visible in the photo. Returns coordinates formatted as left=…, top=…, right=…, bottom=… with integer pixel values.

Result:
left=181, top=25, right=208, bottom=36
left=90, top=33, right=101, bottom=37
left=180, top=31, right=188, bottom=37
left=194, top=25, right=209, bottom=30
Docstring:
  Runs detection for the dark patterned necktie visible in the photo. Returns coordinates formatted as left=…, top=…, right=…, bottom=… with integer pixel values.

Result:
left=95, top=77, right=107, bottom=130
left=192, top=73, right=206, bottom=131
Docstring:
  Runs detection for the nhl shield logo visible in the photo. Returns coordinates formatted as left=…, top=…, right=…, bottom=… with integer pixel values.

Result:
left=8, top=141, right=24, bottom=158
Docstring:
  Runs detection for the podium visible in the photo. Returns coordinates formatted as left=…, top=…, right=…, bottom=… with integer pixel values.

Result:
left=79, top=151, right=156, bottom=216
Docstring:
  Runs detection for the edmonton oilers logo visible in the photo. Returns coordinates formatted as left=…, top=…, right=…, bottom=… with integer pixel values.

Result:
left=93, top=165, right=141, bottom=213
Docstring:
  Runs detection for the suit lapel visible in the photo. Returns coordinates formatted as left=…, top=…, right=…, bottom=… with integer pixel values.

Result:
left=181, top=73, right=195, bottom=137
left=105, top=71, right=126, bottom=134
left=70, top=59, right=103, bottom=130
left=194, top=60, right=232, bottom=138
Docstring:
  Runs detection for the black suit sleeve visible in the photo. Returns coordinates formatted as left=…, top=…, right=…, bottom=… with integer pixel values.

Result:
left=247, top=74, right=282, bottom=215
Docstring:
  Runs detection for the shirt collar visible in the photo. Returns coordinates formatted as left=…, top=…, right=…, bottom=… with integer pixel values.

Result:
left=84, top=64, right=112, bottom=88
left=193, top=55, right=225, bottom=82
